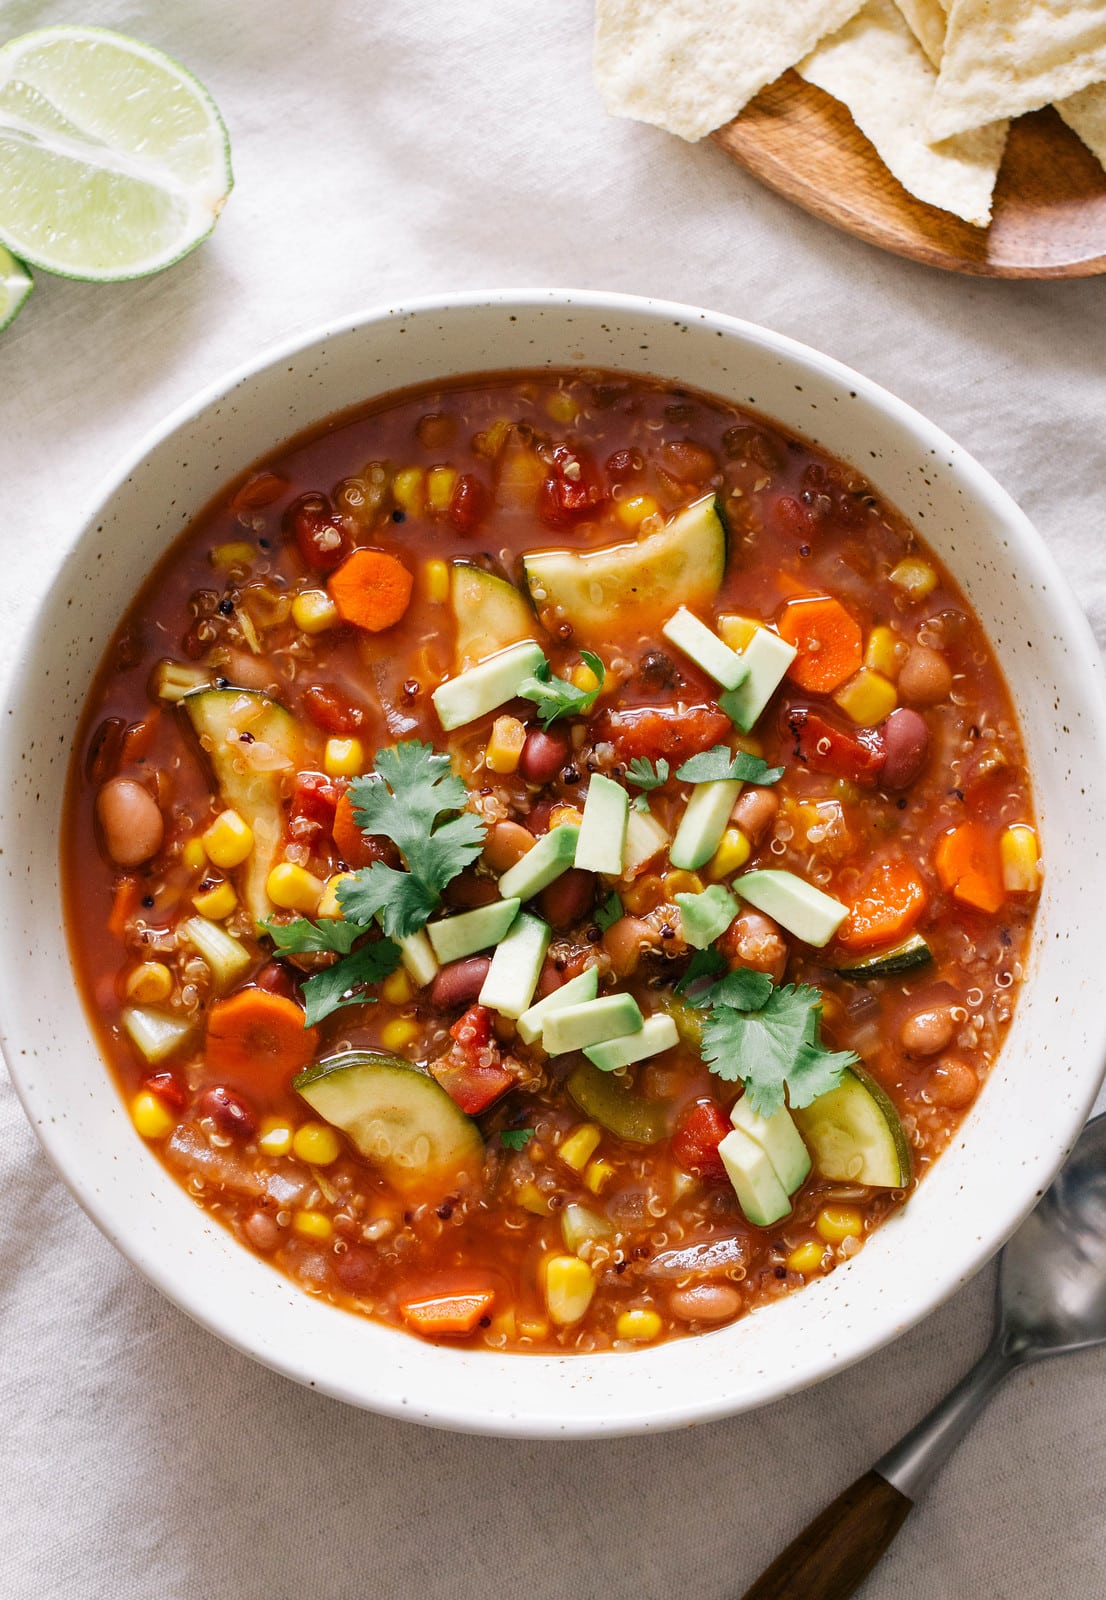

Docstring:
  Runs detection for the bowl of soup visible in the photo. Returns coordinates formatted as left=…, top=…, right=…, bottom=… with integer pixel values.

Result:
left=4, top=290, right=1105, bottom=1436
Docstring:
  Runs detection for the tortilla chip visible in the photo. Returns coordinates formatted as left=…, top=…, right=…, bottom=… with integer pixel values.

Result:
left=594, top=0, right=866, bottom=142
left=928, top=0, right=1106, bottom=142
left=892, top=0, right=947, bottom=69
left=798, top=0, right=1007, bottom=226
left=1056, top=81, right=1106, bottom=172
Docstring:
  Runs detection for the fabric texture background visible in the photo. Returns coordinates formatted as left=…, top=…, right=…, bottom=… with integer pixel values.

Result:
left=2, top=3, right=1105, bottom=1596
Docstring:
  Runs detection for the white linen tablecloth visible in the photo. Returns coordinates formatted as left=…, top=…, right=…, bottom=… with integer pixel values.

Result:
left=3, top=3, right=1106, bottom=1595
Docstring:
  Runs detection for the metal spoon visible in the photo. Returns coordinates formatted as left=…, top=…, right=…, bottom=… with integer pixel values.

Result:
left=741, top=1110, right=1106, bottom=1600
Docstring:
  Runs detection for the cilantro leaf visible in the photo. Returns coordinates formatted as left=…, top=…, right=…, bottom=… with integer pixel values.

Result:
left=674, top=947, right=726, bottom=1000
left=262, top=917, right=363, bottom=957
left=699, top=980, right=857, bottom=1117
left=631, top=793, right=652, bottom=814
left=499, top=1128, right=534, bottom=1150
left=625, top=756, right=669, bottom=790
left=675, top=745, right=785, bottom=785
left=518, top=651, right=605, bottom=728
left=595, top=892, right=623, bottom=932
left=299, top=939, right=401, bottom=1027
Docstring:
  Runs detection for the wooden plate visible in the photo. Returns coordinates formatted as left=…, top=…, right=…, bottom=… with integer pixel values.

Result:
left=712, top=72, right=1106, bottom=278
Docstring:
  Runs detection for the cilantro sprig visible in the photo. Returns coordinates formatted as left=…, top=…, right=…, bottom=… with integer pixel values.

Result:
left=625, top=756, right=669, bottom=790
left=518, top=650, right=605, bottom=728
left=499, top=1128, right=535, bottom=1150
left=675, top=745, right=784, bottom=785
left=263, top=917, right=401, bottom=1028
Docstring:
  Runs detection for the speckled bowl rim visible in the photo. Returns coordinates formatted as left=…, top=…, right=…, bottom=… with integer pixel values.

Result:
left=4, top=288, right=1106, bottom=1438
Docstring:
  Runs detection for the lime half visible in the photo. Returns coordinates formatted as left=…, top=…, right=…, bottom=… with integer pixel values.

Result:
left=0, top=27, right=232, bottom=281
left=0, top=245, right=32, bottom=330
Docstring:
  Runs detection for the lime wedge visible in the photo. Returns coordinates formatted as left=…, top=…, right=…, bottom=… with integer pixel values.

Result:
left=0, top=245, right=32, bottom=330
left=0, top=27, right=232, bottom=281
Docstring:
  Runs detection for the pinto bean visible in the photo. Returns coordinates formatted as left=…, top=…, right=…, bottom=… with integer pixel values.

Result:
left=95, top=776, right=164, bottom=866
left=898, top=646, right=953, bottom=707
left=730, top=785, right=779, bottom=844
left=667, top=1283, right=742, bottom=1323
left=482, top=820, right=536, bottom=873
left=519, top=726, right=571, bottom=785
left=539, top=868, right=595, bottom=929
left=243, top=1209, right=282, bottom=1252
left=602, top=915, right=653, bottom=979
left=880, top=707, right=930, bottom=791
left=927, top=1056, right=979, bottom=1110
left=430, top=956, right=492, bottom=1011
left=901, top=1004, right=957, bottom=1057
left=721, top=909, right=788, bottom=985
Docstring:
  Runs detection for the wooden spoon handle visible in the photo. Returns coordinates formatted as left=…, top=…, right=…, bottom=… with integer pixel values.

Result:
left=739, top=1471, right=912, bottom=1600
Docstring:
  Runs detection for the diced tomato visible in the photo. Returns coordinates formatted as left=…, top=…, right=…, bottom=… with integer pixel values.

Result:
left=302, top=683, right=366, bottom=735
left=283, top=492, right=350, bottom=573
left=449, top=1004, right=492, bottom=1050
left=143, top=1071, right=188, bottom=1111
left=784, top=706, right=885, bottom=785
left=671, top=1099, right=731, bottom=1182
left=597, top=704, right=732, bottom=765
left=537, top=444, right=608, bottom=526
left=289, top=772, right=341, bottom=833
left=432, top=1006, right=515, bottom=1114
left=448, top=473, right=487, bottom=535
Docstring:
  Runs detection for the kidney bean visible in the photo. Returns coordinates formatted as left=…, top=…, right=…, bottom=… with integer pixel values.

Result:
left=243, top=1209, right=282, bottom=1252
left=667, top=1283, right=742, bottom=1324
left=898, top=645, right=953, bottom=706
left=901, top=1004, right=957, bottom=1057
left=730, top=785, right=779, bottom=845
left=442, top=869, right=500, bottom=909
left=430, top=956, right=492, bottom=1011
left=880, top=707, right=930, bottom=791
left=85, top=716, right=126, bottom=784
left=199, top=1085, right=258, bottom=1140
left=519, top=726, right=571, bottom=785
left=96, top=776, right=164, bottom=866
left=255, top=961, right=299, bottom=1001
left=536, top=956, right=567, bottom=999
left=482, top=820, right=536, bottom=873
left=538, top=868, right=595, bottom=930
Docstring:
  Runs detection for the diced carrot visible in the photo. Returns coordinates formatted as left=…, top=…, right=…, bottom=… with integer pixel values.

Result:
left=837, top=857, right=929, bottom=950
left=400, top=1289, right=495, bottom=1339
left=327, top=548, right=413, bottom=632
left=205, top=989, right=319, bottom=1090
left=935, top=824, right=1005, bottom=914
left=779, top=595, right=863, bottom=693
left=108, top=875, right=141, bottom=938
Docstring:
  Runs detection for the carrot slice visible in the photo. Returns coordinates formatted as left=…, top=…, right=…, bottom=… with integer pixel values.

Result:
left=205, top=989, right=319, bottom=1089
left=779, top=595, right=863, bottom=693
left=328, top=548, right=413, bottom=632
left=400, top=1289, right=495, bottom=1339
left=837, top=857, right=929, bottom=951
left=935, top=823, right=1005, bottom=914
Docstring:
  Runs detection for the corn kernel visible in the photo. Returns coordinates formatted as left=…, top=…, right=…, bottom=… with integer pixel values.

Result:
left=124, top=961, right=173, bottom=1005
left=381, top=967, right=414, bottom=1005
left=545, top=390, right=579, bottom=424
left=616, top=493, right=660, bottom=532
left=706, top=828, right=751, bottom=882
left=131, top=1090, right=175, bottom=1140
left=864, top=625, right=899, bottom=677
left=664, top=869, right=704, bottom=898
left=717, top=614, right=760, bottom=651
left=543, top=1254, right=596, bottom=1325
left=1001, top=824, right=1041, bottom=893
left=266, top=863, right=324, bottom=915
left=571, top=659, right=602, bottom=695
left=889, top=558, right=938, bottom=600
left=485, top=715, right=527, bottom=775
left=324, top=737, right=365, bottom=778
left=474, top=418, right=512, bottom=459
left=488, top=1307, right=518, bottom=1341
left=181, top=837, right=207, bottom=874
left=293, top=1209, right=333, bottom=1240
left=731, top=732, right=764, bottom=759
left=517, top=1317, right=549, bottom=1341
left=584, top=1157, right=615, bottom=1194
left=209, top=540, right=256, bottom=572
left=616, top=1308, right=663, bottom=1342
left=317, top=871, right=353, bottom=920
left=834, top=668, right=897, bottom=727
left=550, top=804, right=584, bottom=829
left=291, top=589, right=339, bottom=634
left=293, top=1122, right=342, bottom=1166
left=202, top=808, right=254, bottom=870
left=381, top=1018, right=420, bottom=1052
left=517, top=1181, right=549, bottom=1216
left=193, top=879, right=237, bottom=920
left=424, top=558, right=450, bottom=604
left=558, top=1123, right=602, bottom=1172
left=426, top=464, right=458, bottom=511
left=392, top=466, right=425, bottom=516
left=816, top=1205, right=864, bottom=1245
left=788, top=1240, right=826, bottom=1276
left=258, top=1118, right=294, bottom=1157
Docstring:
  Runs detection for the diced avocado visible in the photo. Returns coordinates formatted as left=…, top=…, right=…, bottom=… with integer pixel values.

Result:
left=794, top=1065, right=911, bottom=1188
left=177, top=916, right=252, bottom=992
left=662, top=607, right=748, bottom=690
left=497, top=823, right=579, bottom=901
left=584, top=1013, right=679, bottom=1072
left=718, top=627, right=797, bottom=733
left=397, top=929, right=439, bottom=988
left=426, top=898, right=521, bottom=964
left=575, top=774, right=629, bottom=875
left=541, top=993, right=644, bottom=1055
left=522, top=494, right=726, bottom=640
left=622, top=804, right=670, bottom=876
left=718, top=1125, right=792, bottom=1227
left=675, top=884, right=739, bottom=949
left=735, top=868, right=848, bottom=948
left=730, top=1098, right=811, bottom=1195
left=432, top=639, right=546, bottom=731
left=834, top=933, right=933, bottom=979
left=669, top=779, right=743, bottom=871
left=451, top=564, right=538, bottom=671
left=566, top=1060, right=668, bottom=1143
left=477, top=912, right=551, bottom=1018
left=294, top=1050, right=483, bottom=1196
left=516, top=966, right=600, bottom=1045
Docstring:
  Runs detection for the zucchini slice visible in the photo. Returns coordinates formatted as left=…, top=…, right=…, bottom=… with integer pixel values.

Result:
left=182, top=687, right=303, bottom=929
left=450, top=564, right=538, bottom=670
left=834, top=933, right=933, bottom=979
left=521, top=493, right=726, bottom=640
left=566, top=1059, right=667, bottom=1144
left=793, top=1066, right=911, bottom=1188
left=294, top=1051, right=484, bottom=1196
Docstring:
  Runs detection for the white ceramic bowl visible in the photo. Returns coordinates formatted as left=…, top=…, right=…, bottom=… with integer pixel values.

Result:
left=5, top=290, right=1106, bottom=1437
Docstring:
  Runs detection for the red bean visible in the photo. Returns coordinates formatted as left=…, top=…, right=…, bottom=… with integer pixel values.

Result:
left=255, top=961, right=299, bottom=1001
left=538, top=868, right=595, bottom=929
left=730, top=785, right=779, bottom=844
left=880, top=707, right=930, bottom=791
left=519, top=727, right=570, bottom=785
left=199, top=1085, right=257, bottom=1140
left=96, top=776, right=164, bottom=865
left=243, top=1209, right=282, bottom=1252
left=430, top=956, right=492, bottom=1010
